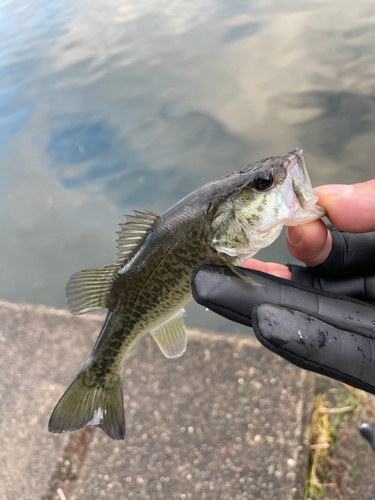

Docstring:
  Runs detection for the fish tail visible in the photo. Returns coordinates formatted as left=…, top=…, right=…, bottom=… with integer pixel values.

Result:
left=48, top=368, right=125, bottom=440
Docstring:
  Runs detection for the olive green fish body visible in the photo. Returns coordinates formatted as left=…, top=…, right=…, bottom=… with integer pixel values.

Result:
left=49, top=149, right=325, bottom=439
left=90, top=215, right=214, bottom=374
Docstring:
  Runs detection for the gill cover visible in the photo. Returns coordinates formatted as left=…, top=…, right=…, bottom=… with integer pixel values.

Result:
left=210, top=149, right=326, bottom=278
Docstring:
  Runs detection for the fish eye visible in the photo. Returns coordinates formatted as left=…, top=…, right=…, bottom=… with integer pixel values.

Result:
left=253, top=173, right=273, bottom=191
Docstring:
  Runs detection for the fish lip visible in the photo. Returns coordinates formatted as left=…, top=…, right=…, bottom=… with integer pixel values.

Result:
left=286, top=149, right=308, bottom=183
left=280, top=148, right=326, bottom=221
left=290, top=148, right=309, bottom=183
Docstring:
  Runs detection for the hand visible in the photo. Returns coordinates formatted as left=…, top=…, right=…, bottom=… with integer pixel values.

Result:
left=192, top=181, right=375, bottom=395
left=242, top=180, right=375, bottom=276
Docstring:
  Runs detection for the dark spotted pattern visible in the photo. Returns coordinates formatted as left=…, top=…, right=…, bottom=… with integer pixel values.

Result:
left=90, top=216, right=213, bottom=378
left=83, top=150, right=302, bottom=384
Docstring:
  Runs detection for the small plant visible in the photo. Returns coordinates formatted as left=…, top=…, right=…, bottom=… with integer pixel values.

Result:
left=237, top=380, right=252, bottom=394
left=305, top=382, right=368, bottom=500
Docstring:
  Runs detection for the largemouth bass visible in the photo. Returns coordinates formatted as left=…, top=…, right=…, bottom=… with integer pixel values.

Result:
left=49, top=148, right=325, bottom=440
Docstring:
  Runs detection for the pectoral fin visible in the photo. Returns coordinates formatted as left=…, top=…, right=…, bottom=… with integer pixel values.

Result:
left=222, top=255, right=263, bottom=287
left=150, top=309, right=187, bottom=358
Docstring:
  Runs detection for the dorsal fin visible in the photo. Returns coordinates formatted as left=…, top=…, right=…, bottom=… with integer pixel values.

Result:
left=115, top=210, right=159, bottom=264
left=66, top=210, right=159, bottom=315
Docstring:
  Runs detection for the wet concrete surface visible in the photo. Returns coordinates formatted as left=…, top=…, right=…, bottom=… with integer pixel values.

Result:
left=0, top=300, right=314, bottom=500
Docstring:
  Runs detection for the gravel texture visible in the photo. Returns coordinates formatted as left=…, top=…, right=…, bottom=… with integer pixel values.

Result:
left=0, top=300, right=313, bottom=500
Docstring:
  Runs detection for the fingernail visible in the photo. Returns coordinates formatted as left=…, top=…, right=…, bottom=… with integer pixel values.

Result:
left=286, top=225, right=304, bottom=246
left=317, top=184, right=354, bottom=195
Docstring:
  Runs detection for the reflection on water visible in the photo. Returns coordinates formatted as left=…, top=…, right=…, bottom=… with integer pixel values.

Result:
left=48, top=116, right=114, bottom=167
left=1, top=0, right=375, bottom=334
left=271, top=91, right=375, bottom=157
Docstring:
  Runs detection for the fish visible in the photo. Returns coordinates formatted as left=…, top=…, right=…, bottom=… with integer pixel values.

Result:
left=48, top=148, right=325, bottom=440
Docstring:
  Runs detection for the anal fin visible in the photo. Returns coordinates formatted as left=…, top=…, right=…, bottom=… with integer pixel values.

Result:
left=150, top=308, right=187, bottom=358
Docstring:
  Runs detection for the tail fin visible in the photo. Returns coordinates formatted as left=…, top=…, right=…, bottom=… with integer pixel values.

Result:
left=48, top=370, right=125, bottom=440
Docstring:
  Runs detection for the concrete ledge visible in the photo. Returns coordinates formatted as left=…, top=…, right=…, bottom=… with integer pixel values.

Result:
left=0, top=300, right=313, bottom=500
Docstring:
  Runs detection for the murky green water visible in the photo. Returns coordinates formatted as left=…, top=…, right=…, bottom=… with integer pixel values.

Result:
left=1, top=0, right=374, bottom=334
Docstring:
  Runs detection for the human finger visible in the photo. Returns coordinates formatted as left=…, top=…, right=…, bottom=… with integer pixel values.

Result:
left=286, top=179, right=375, bottom=266
left=314, top=180, right=375, bottom=233
left=241, top=258, right=292, bottom=280
left=286, top=219, right=332, bottom=267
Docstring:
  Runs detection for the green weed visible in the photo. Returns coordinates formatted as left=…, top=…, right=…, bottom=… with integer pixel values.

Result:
left=305, top=382, right=368, bottom=500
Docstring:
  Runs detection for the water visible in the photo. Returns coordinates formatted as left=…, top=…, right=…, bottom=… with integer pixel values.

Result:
left=1, top=0, right=374, bottom=335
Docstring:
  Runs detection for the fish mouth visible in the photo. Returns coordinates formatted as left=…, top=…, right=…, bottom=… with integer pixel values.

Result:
left=281, top=149, right=326, bottom=225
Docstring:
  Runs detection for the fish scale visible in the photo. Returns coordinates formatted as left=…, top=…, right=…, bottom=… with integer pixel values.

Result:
left=49, top=148, right=325, bottom=440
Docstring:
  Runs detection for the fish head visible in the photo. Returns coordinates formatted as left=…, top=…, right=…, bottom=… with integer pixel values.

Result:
left=210, top=149, right=326, bottom=262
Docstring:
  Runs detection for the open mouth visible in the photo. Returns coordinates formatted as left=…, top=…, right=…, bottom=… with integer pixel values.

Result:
left=288, top=158, right=305, bottom=209
left=287, top=151, right=314, bottom=209
left=281, top=151, right=326, bottom=223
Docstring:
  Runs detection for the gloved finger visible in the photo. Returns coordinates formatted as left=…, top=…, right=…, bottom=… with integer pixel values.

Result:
left=191, top=265, right=374, bottom=329
left=288, top=264, right=375, bottom=303
left=288, top=223, right=375, bottom=275
left=253, top=303, right=375, bottom=395
left=311, top=228, right=375, bottom=276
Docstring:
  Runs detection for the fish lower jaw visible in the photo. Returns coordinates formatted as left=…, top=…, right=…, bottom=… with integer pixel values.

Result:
left=284, top=205, right=326, bottom=226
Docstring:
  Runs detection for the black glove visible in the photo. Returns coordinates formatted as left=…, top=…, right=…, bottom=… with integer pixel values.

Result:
left=192, top=228, right=375, bottom=395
